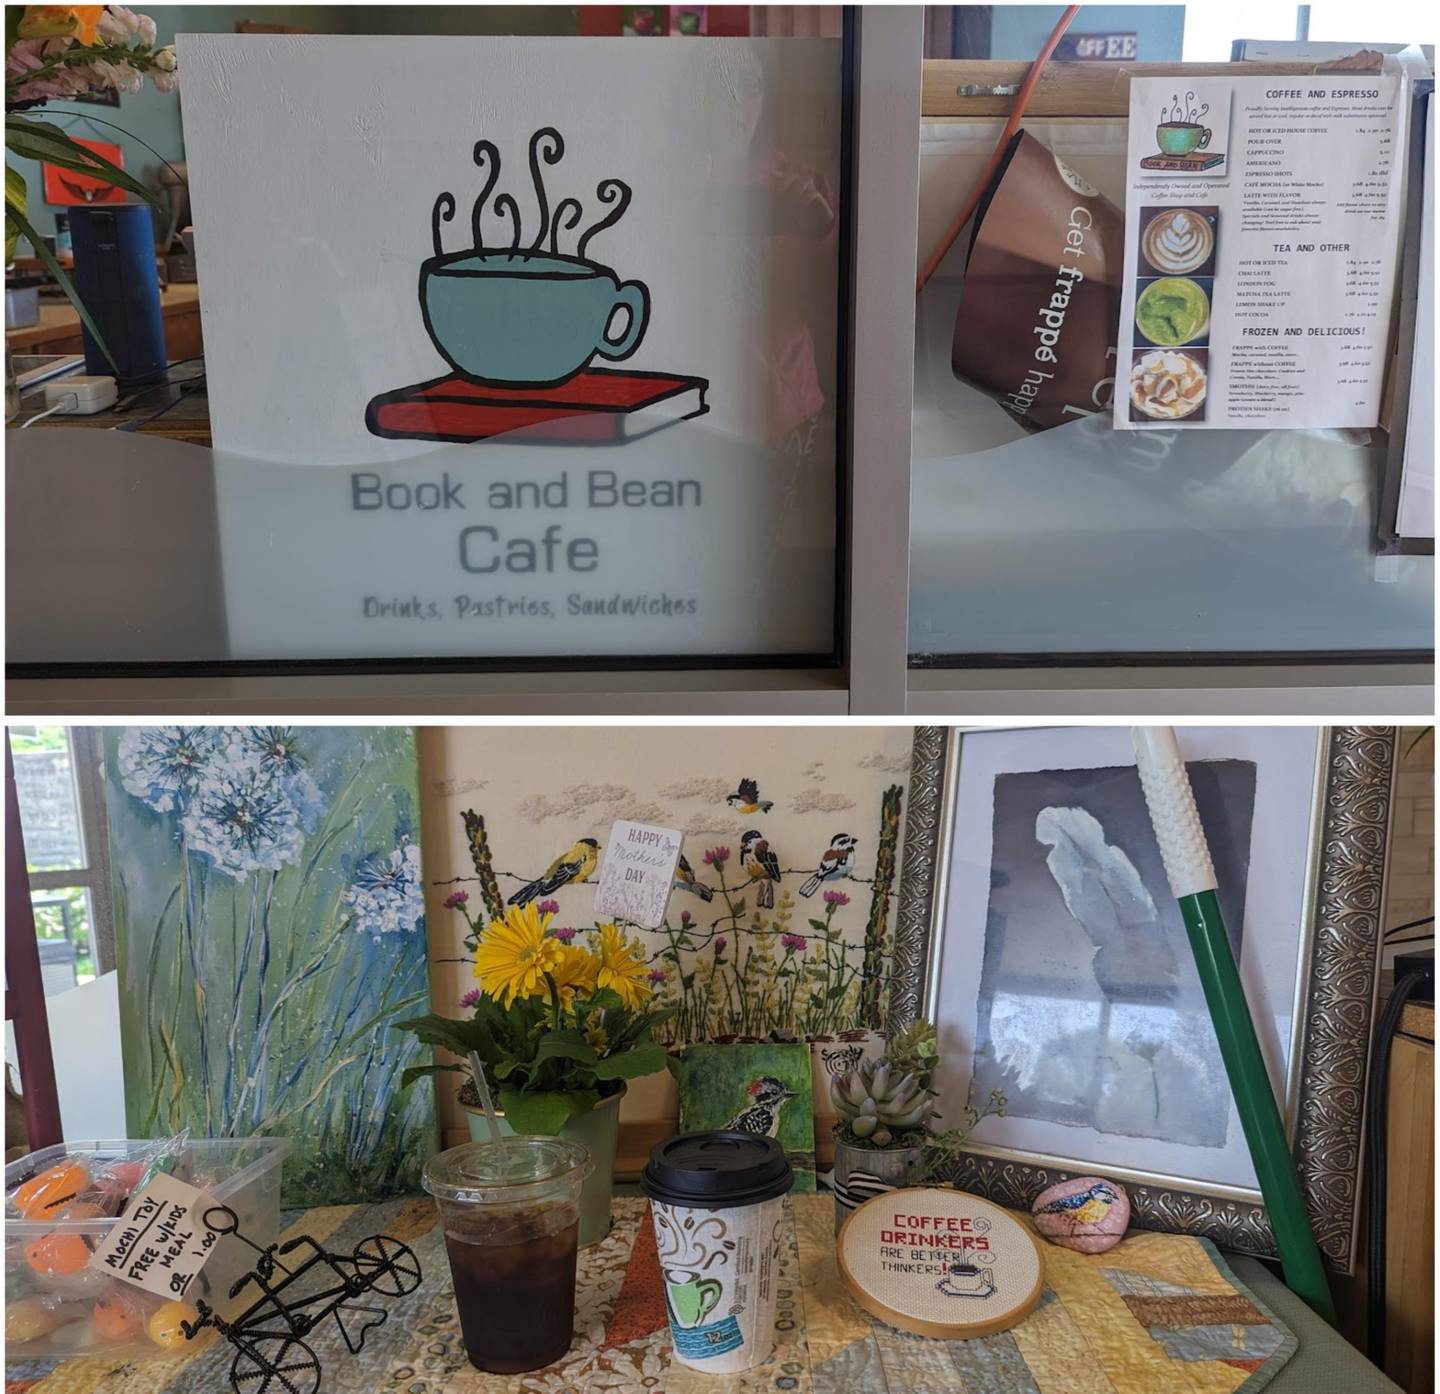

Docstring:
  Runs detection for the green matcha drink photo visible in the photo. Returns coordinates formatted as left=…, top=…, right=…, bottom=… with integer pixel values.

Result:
left=1135, top=276, right=1210, bottom=346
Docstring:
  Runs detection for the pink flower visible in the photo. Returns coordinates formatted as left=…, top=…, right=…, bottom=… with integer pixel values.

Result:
left=536, top=899, right=560, bottom=916
left=443, top=890, right=469, bottom=910
left=713, top=936, right=727, bottom=953
left=703, top=846, right=730, bottom=867
left=823, top=890, right=851, bottom=907
left=549, top=926, right=576, bottom=943
left=680, top=910, right=692, bottom=924
left=647, top=968, right=667, bottom=984
left=781, top=933, right=808, bottom=953
left=458, top=989, right=481, bottom=1010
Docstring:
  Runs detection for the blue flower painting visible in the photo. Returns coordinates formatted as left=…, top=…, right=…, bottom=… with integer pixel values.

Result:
left=105, top=727, right=436, bottom=1205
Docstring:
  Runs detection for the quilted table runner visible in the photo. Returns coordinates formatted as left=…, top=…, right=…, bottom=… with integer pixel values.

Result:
left=6, top=1194, right=1296, bottom=1394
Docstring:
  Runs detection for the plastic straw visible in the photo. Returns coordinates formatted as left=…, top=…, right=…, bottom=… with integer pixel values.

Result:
left=467, top=1050, right=507, bottom=1157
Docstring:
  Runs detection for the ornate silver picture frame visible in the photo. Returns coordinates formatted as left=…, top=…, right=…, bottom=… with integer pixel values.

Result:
left=889, top=726, right=1398, bottom=1274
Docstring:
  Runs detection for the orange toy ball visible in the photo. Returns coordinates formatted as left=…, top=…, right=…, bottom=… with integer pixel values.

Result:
left=146, top=1300, right=198, bottom=1350
left=25, top=1233, right=94, bottom=1277
left=92, top=1292, right=144, bottom=1342
left=14, top=1162, right=91, bottom=1219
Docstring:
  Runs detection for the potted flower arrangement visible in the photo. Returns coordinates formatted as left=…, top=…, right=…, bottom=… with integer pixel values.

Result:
left=828, top=1019, right=1006, bottom=1231
left=396, top=896, right=671, bottom=1246
left=6, top=5, right=178, bottom=389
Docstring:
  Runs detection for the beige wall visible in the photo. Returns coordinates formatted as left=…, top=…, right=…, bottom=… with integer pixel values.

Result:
left=417, top=725, right=913, bottom=1138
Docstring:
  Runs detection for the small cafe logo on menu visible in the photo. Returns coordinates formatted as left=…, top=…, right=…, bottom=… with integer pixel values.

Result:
left=1139, top=90, right=1229, bottom=176
left=366, top=127, right=709, bottom=447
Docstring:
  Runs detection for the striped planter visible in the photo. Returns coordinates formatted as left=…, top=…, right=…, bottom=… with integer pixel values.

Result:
left=831, top=1131, right=924, bottom=1233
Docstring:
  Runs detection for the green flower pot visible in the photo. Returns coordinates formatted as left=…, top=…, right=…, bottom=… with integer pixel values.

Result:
left=464, top=1085, right=623, bottom=1247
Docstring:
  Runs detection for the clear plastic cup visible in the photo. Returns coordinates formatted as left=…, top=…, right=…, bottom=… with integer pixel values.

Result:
left=422, top=1137, right=592, bottom=1374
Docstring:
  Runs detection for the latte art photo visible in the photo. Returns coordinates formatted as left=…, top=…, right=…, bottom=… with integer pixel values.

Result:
left=1141, top=208, right=1215, bottom=275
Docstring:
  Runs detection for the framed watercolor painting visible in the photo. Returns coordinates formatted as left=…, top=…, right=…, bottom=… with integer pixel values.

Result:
left=890, top=725, right=1397, bottom=1273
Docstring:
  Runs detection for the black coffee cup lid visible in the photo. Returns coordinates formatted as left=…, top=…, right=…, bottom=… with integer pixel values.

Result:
left=641, top=1131, right=792, bottom=1209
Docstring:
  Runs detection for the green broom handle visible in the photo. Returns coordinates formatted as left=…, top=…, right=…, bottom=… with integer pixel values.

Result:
left=1134, top=728, right=1336, bottom=1327
left=1178, top=888, right=1337, bottom=1326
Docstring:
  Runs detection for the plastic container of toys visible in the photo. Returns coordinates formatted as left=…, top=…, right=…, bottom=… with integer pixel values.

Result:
left=5, top=1136, right=289, bottom=1361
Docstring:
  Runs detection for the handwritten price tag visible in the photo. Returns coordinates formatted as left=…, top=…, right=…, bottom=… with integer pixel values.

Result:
left=89, top=1173, right=222, bottom=1299
left=594, top=820, right=683, bottom=929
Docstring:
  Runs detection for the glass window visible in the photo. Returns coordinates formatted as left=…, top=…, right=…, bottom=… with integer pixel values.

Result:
left=6, top=7, right=849, bottom=674
left=12, top=727, right=114, bottom=989
left=910, top=6, right=1433, bottom=667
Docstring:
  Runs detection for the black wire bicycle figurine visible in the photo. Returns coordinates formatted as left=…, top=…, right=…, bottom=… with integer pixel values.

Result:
left=180, top=1203, right=422, bottom=1394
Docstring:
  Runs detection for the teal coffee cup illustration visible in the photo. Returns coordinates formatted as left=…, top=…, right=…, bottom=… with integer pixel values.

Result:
left=642, top=1131, right=793, bottom=1373
left=420, top=250, right=649, bottom=388
left=1155, top=121, right=1211, bottom=156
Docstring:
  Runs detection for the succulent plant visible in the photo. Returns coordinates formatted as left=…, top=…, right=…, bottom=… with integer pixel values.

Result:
left=830, top=1058, right=937, bottom=1148
left=883, top=1020, right=940, bottom=1089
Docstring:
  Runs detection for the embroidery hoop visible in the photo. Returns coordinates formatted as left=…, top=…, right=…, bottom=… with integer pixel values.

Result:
left=836, top=1187, right=1044, bottom=1339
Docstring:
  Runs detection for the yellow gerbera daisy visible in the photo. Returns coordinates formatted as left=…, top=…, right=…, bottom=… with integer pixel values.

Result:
left=547, top=943, right=601, bottom=1014
left=593, top=922, right=652, bottom=1010
left=584, top=1009, right=609, bottom=1057
left=472, top=903, right=561, bottom=1007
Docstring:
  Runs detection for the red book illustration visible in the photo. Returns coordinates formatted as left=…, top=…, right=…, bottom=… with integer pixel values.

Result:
left=366, top=367, right=709, bottom=445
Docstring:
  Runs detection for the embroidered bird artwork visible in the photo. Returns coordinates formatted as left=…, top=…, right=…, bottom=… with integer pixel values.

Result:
left=671, top=852, right=715, bottom=902
left=726, top=777, right=774, bottom=815
left=725, top=1076, right=798, bottom=1138
left=799, top=833, right=857, bottom=897
left=508, top=838, right=600, bottom=906
left=739, top=830, right=782, bottom=909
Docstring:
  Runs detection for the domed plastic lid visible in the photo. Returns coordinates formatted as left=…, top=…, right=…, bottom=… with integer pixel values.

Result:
left=641, top=1131, right=792, bottom=1209
left=423, top=1137, right=591, bottom=1205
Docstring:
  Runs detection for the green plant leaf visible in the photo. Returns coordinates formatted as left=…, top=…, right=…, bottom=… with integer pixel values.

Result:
left=533, top=1029, right=599, bottom=1070
left=399, top=1062, right=464, bottom=1091
left=5, top=200, right=118, bottom=373
left=6, top=116, right=161, bottom=206
left=392, top=1011, right=496, bottom=1057
left=498, top=1087, right=597, bottom=1135
left=5, top=165, right=25, bottom=263
left=592, top=1042, right=667, bottom=1081
left=808, top=919, right=829, bottom=932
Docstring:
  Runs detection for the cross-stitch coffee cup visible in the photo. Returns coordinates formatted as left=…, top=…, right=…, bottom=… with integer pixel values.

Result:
left=423, top=1137, right=592, bottom=1374
left=641, top=1131, right=793, bottom=1374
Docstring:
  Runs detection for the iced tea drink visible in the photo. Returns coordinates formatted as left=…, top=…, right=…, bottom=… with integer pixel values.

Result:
left=423, top=1137, right=592, bottom=1374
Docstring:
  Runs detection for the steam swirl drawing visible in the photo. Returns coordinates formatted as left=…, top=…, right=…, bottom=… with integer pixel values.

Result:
left=366, top=126, right=709, bottom=446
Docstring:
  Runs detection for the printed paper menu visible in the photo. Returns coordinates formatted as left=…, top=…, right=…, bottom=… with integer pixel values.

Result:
left=1116, top=75, right=1406, bottom=429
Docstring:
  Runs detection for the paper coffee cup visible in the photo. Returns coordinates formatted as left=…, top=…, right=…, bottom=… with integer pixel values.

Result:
left=951, top=131, right=1124, bottom=432
left=641, top=1131, right=793, bottom=1374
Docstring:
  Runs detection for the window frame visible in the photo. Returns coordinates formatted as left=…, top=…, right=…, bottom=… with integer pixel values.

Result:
left=18, top=727, right=116, bottom=979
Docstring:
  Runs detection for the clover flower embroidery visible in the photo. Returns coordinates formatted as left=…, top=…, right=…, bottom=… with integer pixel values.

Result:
left=459, top=988, right=482, bottom=1010
left=549, top=926, right=577, bottom=943
left=823, top=890, right=851, bottom=907
left=703, top=846, right=730, bottom=868
left=536, top=899, right=561, bottom=916
left=344, top=841, right=426, bottom=940
left=781, top=933, right=808, bottom=953
left=444, top=889, right=470, bottom=911
left=648, top=967, right=667, bottom=984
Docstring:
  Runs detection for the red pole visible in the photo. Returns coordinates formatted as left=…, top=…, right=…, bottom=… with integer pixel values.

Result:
left=5, top=733, right=63, bottom=1148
